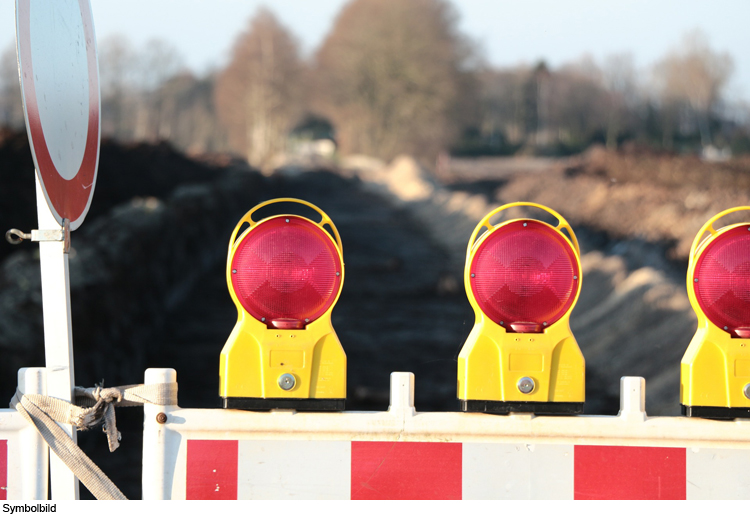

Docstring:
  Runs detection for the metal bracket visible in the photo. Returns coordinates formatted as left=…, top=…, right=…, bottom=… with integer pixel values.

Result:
left=6, top=218, right=71, bottom=253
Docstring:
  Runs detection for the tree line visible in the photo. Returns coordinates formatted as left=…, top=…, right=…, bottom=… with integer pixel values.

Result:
left=0, top=0, right=747, bottom=167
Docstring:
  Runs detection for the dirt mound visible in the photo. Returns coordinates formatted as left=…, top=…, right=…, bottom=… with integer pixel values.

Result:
left=356, top=154, right=438, bottom=201
left=579, top=145, right=750, bottom=191
left=0, top=130, right=225, bottom=264
left=442, top=148, right=750, bottom=261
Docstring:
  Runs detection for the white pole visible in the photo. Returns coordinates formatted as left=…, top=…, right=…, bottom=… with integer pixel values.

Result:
left=18, top=367, right=48, bottom=500
left=35, top=173, right=79, bottom=499
left=388, top=372, right=416, bottom=415
left=142, top=368, right=177, bottom=500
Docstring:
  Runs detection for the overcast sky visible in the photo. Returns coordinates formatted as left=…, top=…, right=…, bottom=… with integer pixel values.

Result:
left=1, top=0, right=748, bottom=101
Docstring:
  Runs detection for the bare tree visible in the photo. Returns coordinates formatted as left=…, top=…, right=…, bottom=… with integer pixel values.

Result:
left=99, top=34, right=138, bottom=139
left=0, top=43, right=24, bottom=129
left=479, top=59, right=610, bottom=153
left=314, top=0, right=479, bottom=163
left=655, top=30, right=734, bottom=146
left=133, top=39, right=185, bottom=141
left=479, top=67, right=528, bottom=145
left=602, top=53, right=637, bottom=149
left=215, top=8, right=304, bottom=168
left=157, top=72, right=228, bottom=154
left=99, top=35, right=211, bottom=149
left=548, top=59, right=609, bottom=148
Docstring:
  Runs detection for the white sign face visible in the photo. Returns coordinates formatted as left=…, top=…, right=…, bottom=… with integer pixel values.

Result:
left=16, top=0, right=100, bottom=230
left=31, top=1, right=90, bottom=181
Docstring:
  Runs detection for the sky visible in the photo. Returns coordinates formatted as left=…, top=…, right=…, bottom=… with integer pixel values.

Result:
left=1, top=0, right=748, bottom=101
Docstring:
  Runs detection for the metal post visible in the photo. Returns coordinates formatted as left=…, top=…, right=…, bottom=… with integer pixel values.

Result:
left=35, top=174, right=79, bottom=499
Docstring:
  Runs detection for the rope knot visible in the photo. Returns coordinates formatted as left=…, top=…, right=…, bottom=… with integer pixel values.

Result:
left=95, top=386, right=124, bottom=404
left=72, top=383, right=125, bottom=452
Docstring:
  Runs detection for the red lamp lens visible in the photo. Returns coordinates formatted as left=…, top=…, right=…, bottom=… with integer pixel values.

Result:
left=231, top=216, right=342, bottom=325
left=694, top=225, right=750, bottom=336
left=470, top=220, right=579, bottom=331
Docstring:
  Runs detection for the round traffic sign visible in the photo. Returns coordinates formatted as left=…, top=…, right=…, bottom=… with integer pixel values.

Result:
left=16, top=0, right=100, bottom=231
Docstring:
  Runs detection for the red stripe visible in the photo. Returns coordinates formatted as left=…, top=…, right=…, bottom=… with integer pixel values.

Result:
left=0, top=440, right=7, bottom=500
left=351, top=441, right=462, bottom=500
left=186, top=440, right=238, bottom=500
left=574, top=445, right=686, bottom=500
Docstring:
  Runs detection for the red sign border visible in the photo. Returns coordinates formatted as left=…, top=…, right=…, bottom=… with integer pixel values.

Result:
left=17, top=0, right=100, bottom=230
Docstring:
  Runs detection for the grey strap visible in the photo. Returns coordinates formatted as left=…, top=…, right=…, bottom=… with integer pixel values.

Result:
left=11, top=382, right=178, bottom=500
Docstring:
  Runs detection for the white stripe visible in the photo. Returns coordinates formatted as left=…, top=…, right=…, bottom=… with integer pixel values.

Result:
left=462, top=443, right=574, bottom=499
left=237, top=440, right=350, bottom=499
left=28, top=0, right=91, bottom=180
left=686, top=447, right=750, bottom=499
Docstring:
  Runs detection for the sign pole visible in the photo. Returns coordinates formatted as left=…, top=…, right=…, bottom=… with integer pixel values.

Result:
left=35, top=173, right=79, bottom=500
left=15, top=0, right=100, bottom=498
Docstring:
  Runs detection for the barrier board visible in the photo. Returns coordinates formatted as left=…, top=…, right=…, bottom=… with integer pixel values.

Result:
left=142, top=369, right=750, bottom=500
left=0, top=368, right=48, bottom=500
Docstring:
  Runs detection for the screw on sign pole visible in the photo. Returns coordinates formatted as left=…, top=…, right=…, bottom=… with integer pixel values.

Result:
left=15, top=0, right=101, bottom=500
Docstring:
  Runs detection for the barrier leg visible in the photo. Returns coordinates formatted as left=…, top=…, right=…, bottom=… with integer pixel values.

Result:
left=18, top=368, right=48, bottom=500
left=142, top=368, right=177, bottom=500
left=618, top=377, right=647, bottom=422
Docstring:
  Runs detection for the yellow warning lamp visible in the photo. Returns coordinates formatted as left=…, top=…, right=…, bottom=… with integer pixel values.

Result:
left=681, top=206, right=750, bottom=418
left=219, top=198, right=346, bottom=411
left=457, top=202, right=585, bottom=414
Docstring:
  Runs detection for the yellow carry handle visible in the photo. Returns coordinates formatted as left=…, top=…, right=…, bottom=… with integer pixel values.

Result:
left=466, top=202, right=580, bottom=262
left=689, top=206, right=750, bottom=265
left=228, top=198, right=344, bottom=258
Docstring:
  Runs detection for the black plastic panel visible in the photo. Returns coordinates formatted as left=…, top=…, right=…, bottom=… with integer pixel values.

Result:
left=681, top=404, right=750, bottom=419
left=460, top=399, right=584, bottom=415
left=223, top=397, right=346, bottom=411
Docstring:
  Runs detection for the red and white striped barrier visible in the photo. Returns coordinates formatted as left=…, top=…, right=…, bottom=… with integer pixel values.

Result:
left=181, top=439, right=749, bottom=500
left=0, top=368, right=48, bottom=500
left=142, top=369, right=750, bottom=500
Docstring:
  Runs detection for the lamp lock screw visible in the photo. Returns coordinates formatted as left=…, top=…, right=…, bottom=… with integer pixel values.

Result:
left=278, top=373, right=296, bottom=391
left=517, top=377, right=535, bottom=394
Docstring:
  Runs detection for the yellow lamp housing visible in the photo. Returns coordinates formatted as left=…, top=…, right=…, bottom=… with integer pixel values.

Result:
left=219, top=198, right=347, bottom=411
left=458, top=202, right=585, bottom=414
left=681, top=206, right=750, bottom=419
